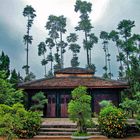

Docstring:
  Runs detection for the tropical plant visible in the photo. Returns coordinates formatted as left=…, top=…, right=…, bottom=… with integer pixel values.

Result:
left=67, top=33, right=81, bottom=67
left=45, top=15, right=67, bottom=69
left=74, top=0, right=95, bottom=68
left=23, top=5, right=36, bottom=76
left=38, top=42, right=48, bottom=77
left=109, top=30, right=125, bottom=79
left=98, top=104, right=127, bottom=138
left=46, top=38, right=55, bottom=75
left=68, top=86, right=92, bottom=135
left=100, top=31, right=112, bottom=79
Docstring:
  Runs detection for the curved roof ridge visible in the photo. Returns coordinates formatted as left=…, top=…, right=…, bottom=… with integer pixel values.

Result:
left=55, top=67, right=94, bottom=74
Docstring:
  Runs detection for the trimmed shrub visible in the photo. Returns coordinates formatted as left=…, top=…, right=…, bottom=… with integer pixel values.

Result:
left=68, top=86, right=92, bottom=135
left=98, top=105, right=127, bottom=138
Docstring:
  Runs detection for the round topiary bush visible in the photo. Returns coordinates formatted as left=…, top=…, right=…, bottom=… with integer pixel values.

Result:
left=98, top=105, right=127, bottom=138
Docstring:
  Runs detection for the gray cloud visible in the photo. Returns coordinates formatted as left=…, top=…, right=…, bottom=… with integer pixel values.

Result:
left=0, top=0, right=140, bottom=79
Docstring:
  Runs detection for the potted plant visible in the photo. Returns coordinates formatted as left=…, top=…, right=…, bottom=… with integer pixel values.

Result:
left=68, top=86, right=92, bottom=140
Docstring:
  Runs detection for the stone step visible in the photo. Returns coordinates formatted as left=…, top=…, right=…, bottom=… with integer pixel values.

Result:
left=39, top=127, right=99, bottom=132
left=38, top=131, right=101, bottom=136
left=34, top=135, right=108, bottom=140
left=38, top=131, right=72, bottom=135
left=40, top=127, right=76, bottom=132
left=41, top=124, right=76, bottom=128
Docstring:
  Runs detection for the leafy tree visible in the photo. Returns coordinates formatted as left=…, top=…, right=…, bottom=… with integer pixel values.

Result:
left=30, top=92, right=48, bottom=114
left=88, top=33, right=98, bottom=64
left=67, top=33, right=81, bottom=67
left=109, top=30, right=125, bottom=79
left=86, top=63, right=96, bottom=74
left=45, top=15, right=67, bottom=69
left=46, top=38, right=55, bottom=75
left=100, top=31, right=112, bottom=79
left=24, top=72, right=36, bottom=82
left=0, top=71, right=23, bottom=106
left=9, top=69, right=23, bottom=88
left=75, top=0, right=94, bottom=68
left=117, top=20, right=136, bottom=78
left=120, top=92, right=140, bottom=118
left=38, top=42, right=48, bottom=77
left=112, top=20, right=140, bottom=99
left=68, top=86, right=92, bottom=135
left=120, top=98, right=137, bottom=118
left=0, top=51, right=10, bottom=78
left=23, top=5, right=36, bottom=76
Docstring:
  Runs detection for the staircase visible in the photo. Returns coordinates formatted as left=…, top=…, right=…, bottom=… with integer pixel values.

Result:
left=33, top=119, right=105, bottom=139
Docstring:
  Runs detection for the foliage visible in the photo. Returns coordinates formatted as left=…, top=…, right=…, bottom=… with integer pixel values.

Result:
left=23, top=5, right=36, bottom=76
left=99, top=100, right=112, bottom=108
left=30, top=91, right=48, bottom=113
left=98, top=105, right=127, bottom=138
left=86, top=63, right=96, bottom=74
left=67, top=33, right=81, bottom=67
left=72, top=131, right=89, bottom=136
left=68, top=86, right=92, bottom=134
left=45, top=15, right=67, bottom=69
left=120, top=91, right=140, bottom=118
left=24, top=72, right=36, bottom=82
left=136, top=108, right=140, bottom=130
left=0, top=103, right=42, bottom=139
left=46, top=38, right=55, bottom=74
left=110, top=20, right=140, bottom=88
left=100, top=31, right=112, bottom=79
left=120, top=98, right=137, bottom=118
left=38, top=42, right=47, bottom=77
left=9, top=69, right=23, bottom=88
left=75, top=0, right=97, bottom=68
left=0, top=71, right=23, bottom=106
left=0, top=51, right=10, bottom=78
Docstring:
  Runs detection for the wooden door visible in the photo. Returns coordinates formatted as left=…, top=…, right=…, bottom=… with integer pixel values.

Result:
left=60, top=95, right=70, bottom=117
left=47, top=95, right=56, bottom=117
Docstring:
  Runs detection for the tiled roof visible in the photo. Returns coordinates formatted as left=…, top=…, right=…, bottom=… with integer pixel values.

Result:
left=55, top=67, right=94, bottom=74
left=18, top=76, right=128, bottom=89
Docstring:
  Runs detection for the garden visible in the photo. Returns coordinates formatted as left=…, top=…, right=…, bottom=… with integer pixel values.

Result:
left=0, top=70, right=140, bottom=140
left=68, top=86, right=140, bottom=139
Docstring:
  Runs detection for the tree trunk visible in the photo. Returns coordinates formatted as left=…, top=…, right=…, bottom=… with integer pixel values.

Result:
left=60, top=32, right=63, bottom=68
left=43, top=54, right=47, bottom=77
left=85, top=32, right=90, bottom=67
left=26, top=16, right=30, bottom=75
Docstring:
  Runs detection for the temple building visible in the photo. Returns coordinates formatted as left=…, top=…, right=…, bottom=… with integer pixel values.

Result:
left=19, top=67, right=128, bottom=118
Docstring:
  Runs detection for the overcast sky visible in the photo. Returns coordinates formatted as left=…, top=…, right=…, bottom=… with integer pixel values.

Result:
left=0, top=0, right=140, bottom=79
